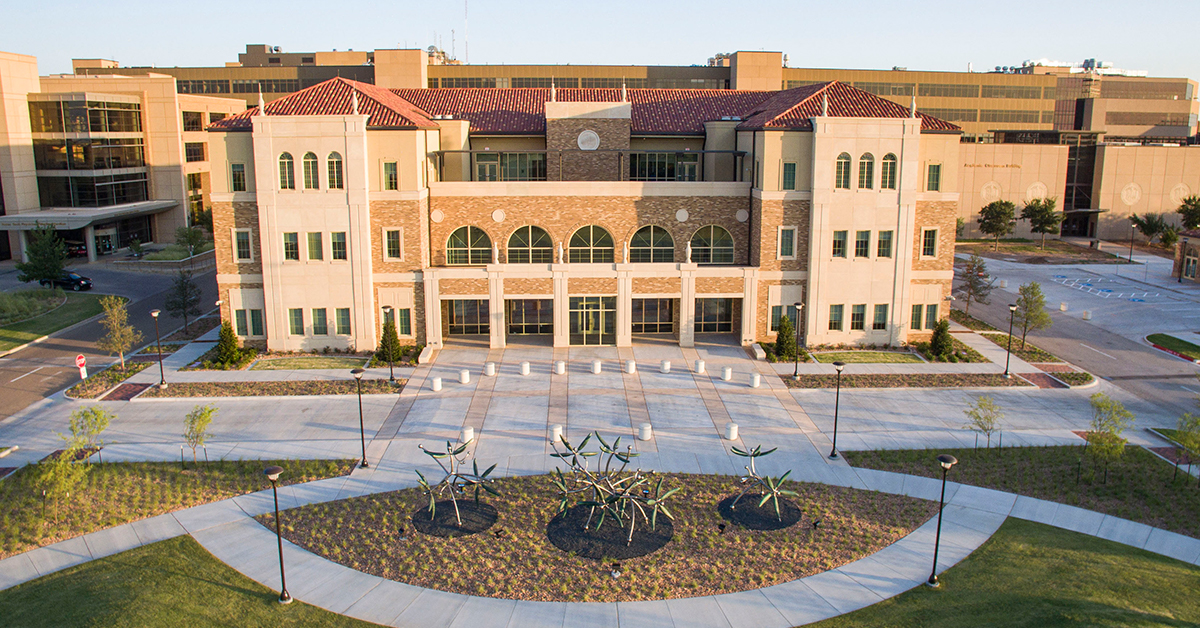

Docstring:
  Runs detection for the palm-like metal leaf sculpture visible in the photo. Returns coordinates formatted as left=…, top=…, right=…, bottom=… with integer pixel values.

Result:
left=415, top=438, right=500, bottom=526
left=730, top=444, right=798, bottom=521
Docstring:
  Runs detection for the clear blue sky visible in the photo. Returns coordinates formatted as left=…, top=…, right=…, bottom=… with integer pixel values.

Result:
left=4, top=0, right=1196, bottom=80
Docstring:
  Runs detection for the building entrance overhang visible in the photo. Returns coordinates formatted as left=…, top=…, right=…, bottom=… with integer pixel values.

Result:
left=0, top=200, right=178, bottom=231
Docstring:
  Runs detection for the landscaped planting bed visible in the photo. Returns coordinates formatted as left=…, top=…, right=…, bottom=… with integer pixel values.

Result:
left=136, top=342, right=187, bottom=356
left=784, top=373, right=1030, bottom=389
left=811, top=351, right=924, bottom=364
left=0, top=289, right=66, bottom=326
left=0, top=293, right=108, bottom=353
left=846, top=446, right=1200, bottom=538
left=980, top=332, right=1063, bottom=363
left=263, top=473, right=936, bottom=602
left=64, top=362, right=153, bottom=399
left=140, top=379, right=403, bottom=397
left=0, top=459, right=355, bottom=559
left=1053, top=371, right=1095, bottom=387
left=250, top=356, right=370, bottom=370
left=1147, top=333, right=1200, bottom=361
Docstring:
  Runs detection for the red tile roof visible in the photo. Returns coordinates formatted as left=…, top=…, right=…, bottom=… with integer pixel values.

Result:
left=736, top=81, right=960, bottom=132
left=208, top=77, right=438, bottom=130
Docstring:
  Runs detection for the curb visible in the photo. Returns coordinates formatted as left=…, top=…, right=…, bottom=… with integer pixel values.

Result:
left=131, top=391, right=404, bottom=402
left=0, top=445, right=18, bottom=459
left=1145, top=339, right=1200, bottom=365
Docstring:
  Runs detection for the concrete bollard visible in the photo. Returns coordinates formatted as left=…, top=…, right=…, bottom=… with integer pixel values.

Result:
left=750, top=372, right=761, bottom=388
left=484, top=362, right=496, bottom=377
left=1000, top=279, right=1009, bottom=288
left=639, top=423, right=653, bottom=441
left=460, top=426, right=474, bottom=443
left=549, top=424, right=564, bottom=444
left=725, top=423, right=739, bottom=441
left=660, top=360, right=671, bottom=374
left=1082, top=310, right=1092, bottom=320
left=554, top=360, right=566, bottom=375
left=430, top=377, right=443, bottom=392
left=722, top=366, right=733, bottom=381
left=695, top=359, right=705, bottom=374
left=625, top=359, right=637, bottom=374
left=591, top=359, right=602, bottom=374
left=1060, top=302, right=1068, bottom=312
left=459, top=369, right=470, bottom=384
left=520, top=361, right=531, bottom=376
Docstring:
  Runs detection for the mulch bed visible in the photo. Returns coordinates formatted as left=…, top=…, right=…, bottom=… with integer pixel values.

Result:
left=784, top=373, right=1032, bottom=389
left=1018, top=373, right=1068, bottom=389
left=1148, top=446, right=1197, bottom=467
left=717, top=495, right=802, bottom=531
left=411, top=500, right=498, bottom=538
left=1033, top=363, right=1074, bottom=373
left=139, top=379, right=403, bottom=398
left=546, top=503, right=675, bottom=560
left=100, top=383, right=151, bottom=401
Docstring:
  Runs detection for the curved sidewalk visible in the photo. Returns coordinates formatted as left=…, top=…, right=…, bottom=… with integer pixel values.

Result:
left=3, top=452, right=1199, bottom=627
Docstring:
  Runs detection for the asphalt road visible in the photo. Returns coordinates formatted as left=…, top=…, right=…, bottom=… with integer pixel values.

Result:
left=958, top=294, right=1200, bottom=419
left=0, top=268, right=218, bottom=423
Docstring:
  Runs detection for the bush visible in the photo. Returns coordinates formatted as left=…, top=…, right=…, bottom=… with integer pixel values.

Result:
left=775, top=315, right=797, bottom=361
left=929, top=319, right=953, bottom=359
left=213, top=321, right=242, bottom=366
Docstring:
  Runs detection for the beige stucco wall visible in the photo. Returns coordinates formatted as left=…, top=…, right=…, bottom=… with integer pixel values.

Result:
left=957, top=143, right=1069, bottom=238
left=1093, top=144, right=1200, bottom=239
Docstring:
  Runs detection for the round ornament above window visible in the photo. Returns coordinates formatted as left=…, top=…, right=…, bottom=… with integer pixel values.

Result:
left=430, top=209, right=445, bottom=224
left=736, top=210, right=750, bottom=223
left=492, top=210, right=506, bottom=223
left=577, top=130, right=601, bottom=151
left=675, top=209, right=689, bottom=222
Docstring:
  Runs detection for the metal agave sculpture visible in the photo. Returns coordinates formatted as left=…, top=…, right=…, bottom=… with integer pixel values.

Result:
left=550, top=431, right=679, bottom=545
left=730, top=444, right=798, bottom=521
left=415, top=438, right=500, bottom=526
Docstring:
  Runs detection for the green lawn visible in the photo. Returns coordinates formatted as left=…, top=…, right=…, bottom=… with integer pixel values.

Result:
left=1147, top=333, right=1200, bottom=360
left=250, top=356, right=370, bottom=370
left=810, top=517, right=1200, bottom=627
left=812, top=351, right=924, bottom=364
left=0, top=292, right=107, bottom=352
left=0, top=535, right=379, bottom=627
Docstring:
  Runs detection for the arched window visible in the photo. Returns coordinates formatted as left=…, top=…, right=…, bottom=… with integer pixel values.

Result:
left=302, top=152, right=319, bottom=189
left=881, top=153, right=898, bottom=190
left=630, top=225, right=674, bottom=263
left=691, top=225, right=734, bottom=264
left=507, top=226, right=553, bottom=263
left=858, top=153, right=874, bottom=189
left=568, top=225, right=614, bottom=263
left=447, top=226, right=492, bottom=265
left=327, top=152, right=343, bottom=189
left=835, top=152, right=851, bottom=189
left=278, top=153, right=295, bottom=190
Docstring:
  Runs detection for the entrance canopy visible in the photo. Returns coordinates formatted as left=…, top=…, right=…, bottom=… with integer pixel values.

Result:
left=0, top=200, right=177, bottom=231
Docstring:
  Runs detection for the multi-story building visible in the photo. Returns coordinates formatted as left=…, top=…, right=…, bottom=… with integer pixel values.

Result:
left=0, top=51, right=244, bottom=260
left=207, top=77, right=963, bottom=353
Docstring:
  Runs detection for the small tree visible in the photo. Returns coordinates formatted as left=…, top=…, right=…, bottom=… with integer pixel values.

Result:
left=183, top=404, right=217, bottom=463
left=1174, top=412, right=1200, bottom=484
left=964, top=395, right=1003, bottom=449
left=16, top=224, right=67, bottom=286
left=1087, top=392, right=1134, bottom=484
left=1160, top=225, right=1180, bottom=249
left=175, top=226, right=207, bottom=257
left=1177, top=195, right=1200, bottom=231
left=929, top=319, right=953, bottom=360
left=96, top=295, right=142, bottom=369
left=165, top=270, right=203, bottom=333
left=958, top=254, right=994, bottom=316
left=1021, top=197, right=1062, bottom=249
left=213, top=321, right=242, bottom=367
left=1130, top=212, right=1168, bottom=245
left=1014, top=282, right=1052, bottom=350
left=775, top=314, right=797, bottom=361
left=376, top=317, right=403, bottom=365
left=63, top=406, right=114, bottom=453
left=978, top=200, right=1017, bottom=251
left=31, top=447, right=90, bottom=524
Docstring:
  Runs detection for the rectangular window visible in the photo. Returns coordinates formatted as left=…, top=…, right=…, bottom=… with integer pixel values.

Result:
left=877, top=231, right=893, bottom=258
left=855, top=231, right=871, bottom=258
left=209, top=112, right=226, bottom=124
left=307, top=232, right=323, bottom=260
left=385, top=230, right=402, bottom=260
left=922, top=229, right=938, bottom=257
left=925, top=304, right=939, bottom=330
left=184, top=142, right=206, bottom=163
left=383, top=162, right=398, bottom=190
left=312, top=308, right=328, bottom=335
left=828, top=305, right=844, bottom=331
left=926, top=164, right=941, bottom=192
left=628, top=152, right=699, bottom=182
left=231, top=163, right=246, bottom=192
left=832, top=230, right=847, bottom=258
left=335, top=308, right=351, bottom=335
left=873, top=304, right=888, bottom=330
left=250, top=309, right=264, bottom=336
left=331, top=232, right=347, bottom=260
left=182, top=111, right=203, bottom=132
left=778, top=227, right=796, bottom=259
left=911, top=304, right=923, bottom=330
left=283, top=232, right=299, bottom=261
left=397, top=308, right=412, bottom=336
left=770, top=305, right=782, bottom=332
left=782, top=162, right=797, bottom=190
left=850, top=305, right=866, bottom=331
left=234, top=230, right=252, bottom=261
left=288, top=308, right=304, bottom=335
left=235, top=309, right=248, bottom=336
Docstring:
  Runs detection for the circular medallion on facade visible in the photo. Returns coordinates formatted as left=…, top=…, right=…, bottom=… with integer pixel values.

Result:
left=492, top=209, right=506, bottom=223
left=1026, top=182, right=1048, bottom=201
left=1171, top=183, right=1192, bottom=206
left=430, top=209, right=445, bottom=224
left=981, top=181, right=1002, bottom=203
left=675, top=209, right=689, bottom=222
left=736, top=209, right=750, bottom=223
left=577, top=130, right=601, bottom=151
left=1121, top=183, right=1142, bottom=207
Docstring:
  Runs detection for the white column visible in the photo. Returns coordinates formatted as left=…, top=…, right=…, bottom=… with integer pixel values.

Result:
left=740, top=269, right=757, bottom=345
left=488, top=269, right=505, bottom=349
left=17, top=230, right=29, bottom=263
left=83, top=225, right=97, bottom=263
left=679, top=267, right=696, bottom=347
left=423, top=271, right=443, bottom=348
left=617, top=270, right=632, bottom=347
left=553, top=267, right=569, bottom=348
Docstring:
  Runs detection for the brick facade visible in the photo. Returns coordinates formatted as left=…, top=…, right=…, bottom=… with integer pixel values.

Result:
left=212, top=201, right=263, bottom=275
left=695, top=276, right=743, bottom=293
left=504, top=277, right=553, bottom=294
left=439, top=278, right=490, bottom=295
left=373, top=282, right=426, bottom=345
left=912, top=200, right=958, bottom=272
left=751, top=197, right=811, bottom=271
left=370, top=199, right=427, bottom=272
left=632, top=277, right=681, bottom=294
left=569, top=277, right=619, bottom=294
left=545, top=118, right=630, bottom=182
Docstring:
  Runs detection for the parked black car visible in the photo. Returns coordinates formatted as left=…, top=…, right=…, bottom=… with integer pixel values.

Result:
left=39, top=272, right=93, bottom=291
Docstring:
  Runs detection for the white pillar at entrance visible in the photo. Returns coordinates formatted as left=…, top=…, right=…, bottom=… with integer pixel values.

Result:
left=17, top=230, right=29, bottom=263
left=552, top=266, right=569, bottom=348
left=616, top=270, right=632, bottom=347
left=83, top=225, right=97, bottom=263
left=740, top=269, right=757, bottom=345
left=423, top=272, right=443, bottom=349
left=679, top=267, right=696, bottom=348
left=488, top=270, right=505, bottom=349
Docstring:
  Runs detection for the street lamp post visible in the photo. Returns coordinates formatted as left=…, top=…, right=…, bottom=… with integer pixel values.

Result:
left=1128, top=223, right=1135, bottom=263
left=828, top=361, right=846, bottom=459
left=150, top=309, right=165, bottom=388
left=1004, top=304, right=1017, bottom=378
left=1179, top=237, right=1190, bottom=283
left=927, top=453, right=959, bottom=588
left=381, top=305, right=396, bottom=383
left=264, top=465, right=292, bottom=604
left=351, top=368, right=368, bottom=468
left=792, top=302, right=804, bottom=380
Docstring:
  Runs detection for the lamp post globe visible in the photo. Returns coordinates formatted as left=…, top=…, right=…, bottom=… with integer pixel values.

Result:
left=927, top=453, right=958, bottom=587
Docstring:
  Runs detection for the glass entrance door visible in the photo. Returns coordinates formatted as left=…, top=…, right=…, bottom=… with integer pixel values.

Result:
left=443, top=299, right=490, bottom=336
left=632, top=298, right=674, bottom=333
left=569, top=296, right=616, bottom=345
left=695, top=298, right=734, bottom=333
left=506, top=299, right=553, bottom=335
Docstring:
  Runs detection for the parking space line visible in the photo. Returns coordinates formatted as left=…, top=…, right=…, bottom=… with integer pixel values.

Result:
left=9, top=366, right=45, bottom=382
left=1080, top=344, right=1118, bottom=360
